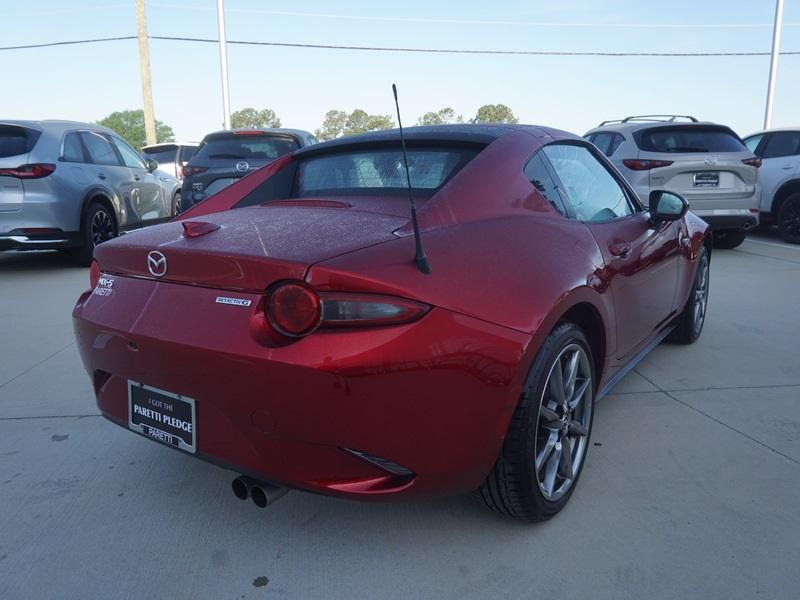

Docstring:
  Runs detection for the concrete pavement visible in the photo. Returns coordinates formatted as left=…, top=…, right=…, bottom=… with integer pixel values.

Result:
left=1, top=232, right=799, bottom=599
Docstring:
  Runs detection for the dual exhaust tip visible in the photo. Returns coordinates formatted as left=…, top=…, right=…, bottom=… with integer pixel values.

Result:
left=232, top=476, right=288, bottom=508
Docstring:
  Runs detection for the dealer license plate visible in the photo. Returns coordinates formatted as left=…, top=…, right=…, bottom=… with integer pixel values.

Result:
left=128, top=381, right=196, bottom=454
left=693, top=172, right=719, bottom=187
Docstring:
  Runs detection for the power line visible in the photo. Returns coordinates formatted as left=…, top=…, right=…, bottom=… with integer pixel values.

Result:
left=2, top=34, right=800, bottom=57
left=148, top=3, right=800, bottom=29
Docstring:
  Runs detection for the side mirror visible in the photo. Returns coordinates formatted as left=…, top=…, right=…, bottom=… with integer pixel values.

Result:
left=145, top=158, right=158, bottom=173
left=649, top=190, right=688, bottom=225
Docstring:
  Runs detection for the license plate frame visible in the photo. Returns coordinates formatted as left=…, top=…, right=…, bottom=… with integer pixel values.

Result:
left=693, top=171, right=719, bottom=188
left=128, top=381, right=196, bottom=454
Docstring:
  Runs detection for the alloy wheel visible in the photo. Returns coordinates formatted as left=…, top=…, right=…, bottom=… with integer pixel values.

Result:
left=90, top=209, right=115, bottom=246
left=779, top=198, right=800, bottom=244
left=693, top=254, right=710, bottom=336
left=534, top=343, right=593, bottom=502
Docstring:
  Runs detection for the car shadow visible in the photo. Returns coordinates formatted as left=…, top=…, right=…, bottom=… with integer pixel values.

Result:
left=0, top=250, right=85, bottom=272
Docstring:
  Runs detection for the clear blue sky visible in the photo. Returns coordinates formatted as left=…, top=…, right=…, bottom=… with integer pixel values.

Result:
left=2, top=1, right=798, bottom=141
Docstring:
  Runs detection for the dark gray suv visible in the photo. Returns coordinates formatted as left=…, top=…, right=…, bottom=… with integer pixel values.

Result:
left=181, top=128, right=316, bottom=212
left=0, top=120, right=181, bottom=265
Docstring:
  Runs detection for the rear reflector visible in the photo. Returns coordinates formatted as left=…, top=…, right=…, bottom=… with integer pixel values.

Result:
left=89, top=260, right=100, bottom=289
left=622, top=159, right=673, bottom=171
left=742, top=158, right=762, bottom=168
left=0, top=163, right=56, bottom=179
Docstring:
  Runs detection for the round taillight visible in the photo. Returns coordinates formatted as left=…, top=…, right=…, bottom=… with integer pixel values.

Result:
left=267, top=282, right=322, bottom=337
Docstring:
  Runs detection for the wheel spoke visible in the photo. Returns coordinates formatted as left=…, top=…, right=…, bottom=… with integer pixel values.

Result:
left=567, top=420, right=588, bottom=436
left=564, top=350, right=579, bottom=400
left=568, top=378, right=591, bottom=410
left=535, top=430, right=558, bottom=471
left=558, top=436, right=575, bottom=480
left=542, top=443, right=561, bottom=495
left=539, top=405, right=560, bottom=424
left=549, top=357, right=566, bottom=406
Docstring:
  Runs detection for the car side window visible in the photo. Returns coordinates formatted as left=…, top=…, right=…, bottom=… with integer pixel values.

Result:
left=524, top=153, right=567, bottom=216
left=591, top=132, right=613, bottom=156
left=61, top=132, right=85, bottom=163
left=111, top=136, right=147, bottom=169
left=608, top=133, right=625, bottom=156
left=80, top=131, right=120, bottom=166
left=744, top=134, right=764, bottom=154
left=543, top=143, right=634, bottom=222
left=760, top=132, right=800, bottom=159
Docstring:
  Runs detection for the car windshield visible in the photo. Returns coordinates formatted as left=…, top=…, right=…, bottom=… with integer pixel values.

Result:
left=637, top=126, right=746, bottom=153
left=294, top=146, right=480, bottom=197
left=194, top=134, right=299, bottom=162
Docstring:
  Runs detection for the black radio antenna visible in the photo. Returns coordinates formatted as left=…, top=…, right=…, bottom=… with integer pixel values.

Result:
left=392, top=83, right=431, bottom=275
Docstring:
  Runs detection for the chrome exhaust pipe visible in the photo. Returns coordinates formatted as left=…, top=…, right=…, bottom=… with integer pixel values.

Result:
left=231, top=476, right=255, bottom=500
left=231, top=476, right=288, bottom=507
left=251, top=482, right=288, bottom=508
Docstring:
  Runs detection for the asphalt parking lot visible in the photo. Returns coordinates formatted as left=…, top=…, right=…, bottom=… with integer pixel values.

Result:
left=1, top=229, right=799, bottom=600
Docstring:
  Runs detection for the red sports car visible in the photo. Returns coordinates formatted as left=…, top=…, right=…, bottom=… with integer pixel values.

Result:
left=73, top=124, right=711, bottom=521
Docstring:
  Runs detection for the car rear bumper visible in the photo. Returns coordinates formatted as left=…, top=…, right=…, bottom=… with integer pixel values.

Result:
left=0, top=230, right=81, bottom=251
left=691, top=208, right=760, bottom=231
left=72, top=277, right=533, bottom=500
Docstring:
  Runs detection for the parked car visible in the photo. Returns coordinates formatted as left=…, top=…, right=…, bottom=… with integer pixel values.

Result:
left=74, top=124, right=711, bottom=522
left=142, top=142, right=199, bottom=181
left=585, top=115, right=760, bottom=249
left=743, top=128, right=800, bottom=244
left=180, top=128, right=316, bottom=212
left=0, top=120, right=181, bottom=265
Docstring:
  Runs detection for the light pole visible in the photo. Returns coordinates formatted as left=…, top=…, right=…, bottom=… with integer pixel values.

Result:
left=764, top=0, right=785, bottom=130
left=217, top=0, right=232, bottom=129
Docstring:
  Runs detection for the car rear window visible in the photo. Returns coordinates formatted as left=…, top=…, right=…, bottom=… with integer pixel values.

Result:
left=294, top=146, right=480, bottom=197
left=194, top=134, right=299, bottom=162
left=143, top=145, right=178, bottom=165
left=0, top=125, right=40, bottom=158
left=636, top=126, right=746, bottom=153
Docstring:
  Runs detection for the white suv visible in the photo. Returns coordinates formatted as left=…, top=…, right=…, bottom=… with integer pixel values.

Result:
left=743, top=129, right=800, bottom=244
left=585, top=115, right=760, bottom=249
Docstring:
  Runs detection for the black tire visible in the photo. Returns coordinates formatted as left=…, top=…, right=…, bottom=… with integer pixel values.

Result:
left=668, top=245, right=710, bottom=344
left=69, top=202, right=116, bottom=267
left=476, top=322, right=595, bottom=522
left=777, top=193, right=800, bottom=244
left=712, top=228, right=746, bottom=249
left=172, top=191, right=182, bottom=216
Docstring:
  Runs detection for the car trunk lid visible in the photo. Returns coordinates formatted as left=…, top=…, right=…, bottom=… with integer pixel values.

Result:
left=0, top=124, right=38, bottom=214
left=94, top=204, right=406, bottom=291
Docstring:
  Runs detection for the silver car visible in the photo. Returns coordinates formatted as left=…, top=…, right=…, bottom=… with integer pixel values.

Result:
left=0, top=120, right=180, bottom=265
left=585, top=115, right=760, bottom=248
left=743, top=128, right=800, bottom=244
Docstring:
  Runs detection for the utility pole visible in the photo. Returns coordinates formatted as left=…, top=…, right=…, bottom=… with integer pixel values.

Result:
left=217, top=0, right=232, bottom=129
left=135, top=0, right=157, bottom=146
left=764, top=0, right=784, bottom=130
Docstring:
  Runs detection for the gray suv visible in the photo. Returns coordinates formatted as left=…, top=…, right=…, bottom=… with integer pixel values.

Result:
left=0, top=120, right=180, bottom=265
left=585, top=115, right=760, bottom=249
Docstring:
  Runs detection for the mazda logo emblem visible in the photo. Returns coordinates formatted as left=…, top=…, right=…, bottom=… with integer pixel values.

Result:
left=235, top=161, right=250, bottom=173
left=147, top=251, right=167, bottom=277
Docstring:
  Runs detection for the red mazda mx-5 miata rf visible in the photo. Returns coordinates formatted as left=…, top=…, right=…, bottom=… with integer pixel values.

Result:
left=73, top=124, right=711, bottom=521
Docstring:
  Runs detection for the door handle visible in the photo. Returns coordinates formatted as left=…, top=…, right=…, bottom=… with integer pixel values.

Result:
left=609, top=242, right=631, bottom=258
left=782, top=165, right=794, bottom=170
left=97, top=173, right=106, bottom=180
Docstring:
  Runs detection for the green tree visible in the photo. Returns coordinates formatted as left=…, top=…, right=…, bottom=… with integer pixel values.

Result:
left=417, top=107, right=462, bottom=126
left=316, top=109, right=394, bottom=140
left=231, top=107, right=281, bottom=129
left=96, top=110, right=174, bottom=150
left=315, top=110, right=348, bottom=141
left=472, top=104, right=518, bottom=124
